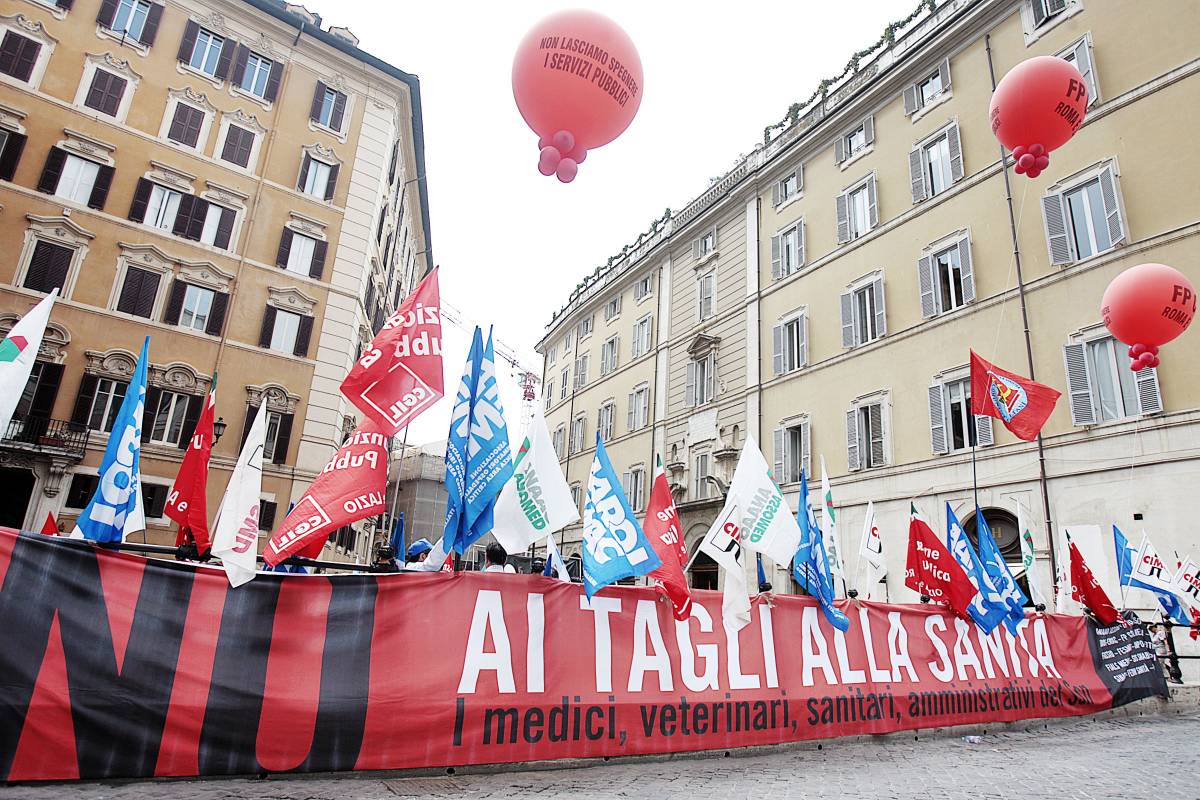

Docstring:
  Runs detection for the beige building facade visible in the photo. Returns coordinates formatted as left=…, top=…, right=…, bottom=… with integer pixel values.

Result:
left=0, top=0, right=431, bottom=563
left=540, top=0, right=1200, bottom=613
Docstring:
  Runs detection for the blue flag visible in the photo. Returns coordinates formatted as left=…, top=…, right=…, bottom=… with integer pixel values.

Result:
left=975, top=508, right=1029, bottom=634
left=945, top=503, right=1007, bottom=633
left=792, top=471, right=849, bottom=632
left=443, top=328, right=514, bottom=554
left=389, top=511, right=405, bottom=554
left=757, top=554, right=767, bottom=590
left=581, top=435, right=661, bottom=598
left=75, top=337, right=149, bottom=543
left=1114, top=526, right=1189, bottom=624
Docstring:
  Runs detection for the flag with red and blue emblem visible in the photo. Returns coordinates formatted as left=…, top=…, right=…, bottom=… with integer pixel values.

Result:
left=970, top=351, right=1061, bottom=442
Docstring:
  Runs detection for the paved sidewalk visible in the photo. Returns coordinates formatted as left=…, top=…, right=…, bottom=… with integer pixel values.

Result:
left=3, top=712, right=1197, bottom=799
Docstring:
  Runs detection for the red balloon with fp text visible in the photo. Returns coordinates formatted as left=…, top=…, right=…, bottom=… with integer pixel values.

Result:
left=990, top=56, right=1088, bottom=156
left=1101, top=263, right=1196, bottom=348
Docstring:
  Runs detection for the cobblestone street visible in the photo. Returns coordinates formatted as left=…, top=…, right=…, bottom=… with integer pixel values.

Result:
left=3, top=711, right=1197, bottom=800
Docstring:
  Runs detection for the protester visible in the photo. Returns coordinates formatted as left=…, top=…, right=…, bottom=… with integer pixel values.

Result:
left=483, top=541, right=516, bottom=573
left=404, top=538, right=434, bottom=569
left=1150, top=623, right=1184, bottom=685
left=371, top=545, right=400, bottom=573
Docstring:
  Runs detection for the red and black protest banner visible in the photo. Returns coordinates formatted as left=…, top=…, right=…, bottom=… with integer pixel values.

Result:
left=0, top=528, right=1166, bottom=782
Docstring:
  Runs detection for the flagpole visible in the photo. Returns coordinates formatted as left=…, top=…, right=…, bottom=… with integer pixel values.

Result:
left=385, top=425, right=409, bottom=554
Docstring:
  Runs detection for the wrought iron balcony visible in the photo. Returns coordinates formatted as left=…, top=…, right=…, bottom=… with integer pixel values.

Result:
left=2, top=417, right=89, bottom=460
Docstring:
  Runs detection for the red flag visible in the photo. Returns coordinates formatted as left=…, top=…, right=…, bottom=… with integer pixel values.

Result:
left=165, top=382, right=216, bottom=550
left=340, top=268, right=443, bottom=436
left=264, top=418, right=389, bottom=565
left=905, top=505, right=978, bottom=620
left=970, top=350, right=1061, bottom=442
left=40, top=511, right=58, bottom=536
left=1069, top=540, right=1120, bottom=625
left=642, top=457, right=693, bottom=621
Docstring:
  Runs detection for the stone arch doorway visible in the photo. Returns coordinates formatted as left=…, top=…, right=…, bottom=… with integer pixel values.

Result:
left=0, top=467, right=36, bottom=530
left=686, top=526, right=718, bottom=590
left=964, top=506, right=1032, bottom=606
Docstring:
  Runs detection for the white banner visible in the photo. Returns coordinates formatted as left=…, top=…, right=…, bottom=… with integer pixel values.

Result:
left=699, top=499, right=751, bottom=632
left=722, top=436, right=801, bottom=566
left=492, top=408, right=578, bottom=554
left=211, top=403, right=267, bottom=587
left=1171, top=556, right=1200, bottom=613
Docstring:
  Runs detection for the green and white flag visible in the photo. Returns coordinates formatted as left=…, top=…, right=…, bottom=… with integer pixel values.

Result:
left=493, top=408, right=579, bottom=553
left=0, top=290, right=58, bottom=434
left=819, top=455, right=846, bottom=595
left=722, top=435, right=802, bottom=566
left=1016, top=501, right=1048, bottom=607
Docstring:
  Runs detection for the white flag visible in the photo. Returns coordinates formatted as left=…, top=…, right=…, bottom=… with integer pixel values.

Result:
left=721, top=435, right=801, bottom=566
left=858, top=500, right=886, bottom=596
left=0, top=290, right=58, bottom=433
left=819, top=456, right=845, bottom=595
left=492, top=408, right=579, bottom=553
left=1171, top=556, right=1200, bottom=613
left=211, top=403, right=267, bottom=587
left=1015, top=501, right=1048, bottom=608
left=1131, top=533, right=1178, bottom=594
left=1056, top=526, right=1082, bottom=613
left=544, top=534, right=571, bottom=582
left=699, top=497, right=751, bottom=632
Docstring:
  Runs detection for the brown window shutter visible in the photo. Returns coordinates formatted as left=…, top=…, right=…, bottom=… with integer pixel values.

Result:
left=167, top=105, right=188, bottom=143
left=140, top=3, right=163, bottom=45
left=117, top=266, right=160, bottom=318
left=221, top=126, right=252, bottom=167
left=258, top=500, right=277, bottom=530
left=141, top=387, right=161, bottom=443
left=259, top=306, right=277, bottom=347
left=55, top=0, right=74, bottom=8
left=309, top=81, right=327, bottom=121
left=214, top=37, right=238, bottom=81
left=330, top=91, right=346, bottom=130
left=296, top=154, right=311, bottom=191
left=178, top=393, right=203, bottom=449
left=264, top=61, right=283, bottom=102
left=71, top=374, right=99, bottom=428
left=128, top=178, right=153, bottom=222
left=171, top=194, right=196, bottom=237
left=323, top=163, right=339, bottom=201
left=240, top=403, right=255, bottom=448
left=213, top=206, right=234, bottom=250
left=96, top=0, right=119, bottom=29
left=186, top=196, right=209, bottom=240
left=163, top=279, right=186, bottom=324
left=230, top=45, right=249, bottom=87
left=205, top=291, right=228, bottom=336
left=29, top=363, right=63, bottom=420
left=293, top=315, right=313, bottom=357
left=275, top=228, right=293, bottom=268
left=37, top=147, right=67, bottom=194
left=272, top=413, right=294, bottom=464
left=0, top=34, right=40, bottom=82
left=309, top=239, right=327, bottom=280
left=86, top=164, right=114, bottom=210
left=24, top=241, right=72, bottom=293
left=176, top=20, right=199, bottom=63
left=0, top=131, right=26, bottom=180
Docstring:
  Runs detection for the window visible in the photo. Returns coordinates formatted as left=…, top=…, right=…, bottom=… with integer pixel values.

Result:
left=1064, top=335, right=1161, bottom=425
left=66, top=474, right=100, bottom=509
left=696, top=229, right=716, bottom=259
left=836, top=117, right=874, bottom=165
left=578, top=315, right=594, bottom=340
left=311, top=82, right=347, bottom=131
left=115, top=265, right=160, bottom=318
left=847, top=183, right=870, bottom=239
left=199, top=203, right=235, bottom=249
left=918, top=70, right=944, bottom=107
left=697, top=272, right=715, bottom=320
left=269, top=309, right=301, bottom=353
left=83, top=70, right=127, bottom=117
left=238, top=51, right=272, bottom=98
left=546, top=345, right=556, bottom=366
left=774, top=420, right=810, bottom=484
left=624, top=467, right=646, bottom=511
left=598, top=401, right=615, bottom=442
left=148, top=390, right=191, bottom=445
left=847, top=402, right=886, bottom=471
left=604, top=296, right=622, bottom=321
left=0, top=128, right=25, bottom=181
left=262, top=409, right=285, bottom=461
left=775, top=168, right=801, bottom=206
left=570, top=483, right=581, bottom=509
left=693, top=453, right=712, bottom=499
left=1031, top=0, right=1069, bottom=29
left=54, top=154, right=100, bottom=204
left=553, top=426, right=566, bottom=459
left=919, top=239, right=974, bottom=318
left=23, top=241, right=73, bottom=293
left=845, top=126, right=866, bottom=158
left=145, top=184, right=182, bottom=230
left=179, top=284, right=214, bottom=331
left=841, top=277, right=886, bottom=348
left=627, top=385, right=649, bottom=431
left=771, top=222, right=803, bottom=280
left=1065, top=179, right=1114, bottom=260
left=903, top=60, right=952, bottom=118
left=634, top=275, right=653, bottom=301
left=285, top=232, right=317, bottom=275
left=220, top=125, right=255, bottom=168
left=1060, top=36, right=1097, bottom=107
left=559, top=367, right=569, bottom=400
left=299, top=154, right=336, bottom=199
left=631, top=315, right=652, bottom=358
left=87, top=378, right=127, bottom=432
left=909, top=125, right=964, bottom=204
left=563, top=333, right=572, bottom=352
left=188, top=28, right=224, bottom=76
left=166, top=103, right=205, bottom=148
left=109, top=0, right=152, bottom=41
left=570, top=416, right=586, bottom=454
left=0, top=31, right=41, bottom=82
left=929, top=378, right=993, bottom=454
left=544, top=381, right=553, bottom=410
left=600, top=336, right=619, bottom=376
left=1043, top=166, right=1125, bottom=266
left=687, top=352, right=716, bottom=407
left=772, top=312, right=806, bottom=375
left=573, top=354, right=589, bottom=389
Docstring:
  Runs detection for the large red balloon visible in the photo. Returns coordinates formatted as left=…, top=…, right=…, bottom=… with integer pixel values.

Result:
left=990, top=56, right=1088, bottom=177
left=1101, top=263, right=1196, bottom=348
left=512, top=10, right=643, bottom=179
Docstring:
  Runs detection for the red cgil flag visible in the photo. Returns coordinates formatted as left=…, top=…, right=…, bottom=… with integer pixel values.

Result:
left=905, top=504, right=978, bottom=620
left=165, top=381, right=217, bottom=551
left=264, top=417, right=389, bottom=566
left=642, top=456, right=693, bottom=621
left=40, top=511, right=58, bottom=536
left=1069, top=540, right=1120, bottom=625
left=970, top=350, right=1061, bottom=442
left=340, top=268, right=443, bottom=437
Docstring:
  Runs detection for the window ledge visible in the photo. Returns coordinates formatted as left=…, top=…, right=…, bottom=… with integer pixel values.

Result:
left=635, top=293, right=653, bottom=306
left=693, top=249, right=719, bottom=270
left=1023, top=3, right=1084, bottom=46
left=18, top=0, right=66, bottom=19
left=773, top=192, right=804, bottom=212
left=229, top=83, right=272, bottom=111
left=95, top=25, right=149, bottom=55
left=176, top=61, right=222, bottom=89
left=910, top=89, right=953, bottom=124
left=839, top=144, right=874, bottom=172
left=307, top=117, right=347, bottom=143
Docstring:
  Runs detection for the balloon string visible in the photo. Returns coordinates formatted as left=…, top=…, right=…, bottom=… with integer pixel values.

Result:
left=990, top=176, right=1031, bottom=358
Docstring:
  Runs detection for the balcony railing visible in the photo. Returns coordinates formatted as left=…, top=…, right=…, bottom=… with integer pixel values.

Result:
left=2, top=417, right=89, bottom=460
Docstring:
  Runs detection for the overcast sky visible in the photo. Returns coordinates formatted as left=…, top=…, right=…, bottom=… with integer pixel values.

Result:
left=312, top=0, right=917, bottom=449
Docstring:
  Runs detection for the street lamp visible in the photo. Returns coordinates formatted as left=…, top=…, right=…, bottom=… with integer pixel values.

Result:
left=212, top=416, right=227, bottom=444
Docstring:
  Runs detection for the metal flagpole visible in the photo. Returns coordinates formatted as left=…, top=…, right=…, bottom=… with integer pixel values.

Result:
left=385, top=425, right=409, bottom=555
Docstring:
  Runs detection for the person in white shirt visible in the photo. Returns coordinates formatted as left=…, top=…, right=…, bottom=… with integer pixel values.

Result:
left=483, top=541, right=516, bottom=574
left=405, top=538, right=450, bottom=572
